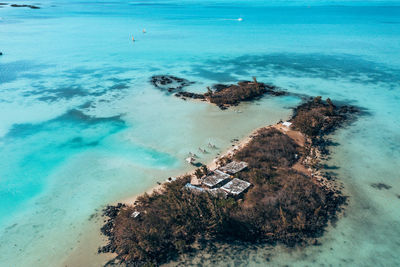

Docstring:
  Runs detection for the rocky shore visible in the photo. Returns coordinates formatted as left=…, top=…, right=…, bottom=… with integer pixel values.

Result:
left=151, top=75, right=286, bottom=109
left=202, top=78, right=286, bottom=109
left=98, top=94, right=359, bottom=266
left=150, top=75, right=194, bottom=93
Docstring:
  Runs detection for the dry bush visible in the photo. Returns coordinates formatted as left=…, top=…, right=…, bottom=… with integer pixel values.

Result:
left=229, top=170, right=331, bottom=244
left=235, top=128, right=299, bottom=169
left=292, top=97, right=356, bottom=137
left=110, top=176, right=237, bottom=264
left=208, top=82, right=266, bottom=106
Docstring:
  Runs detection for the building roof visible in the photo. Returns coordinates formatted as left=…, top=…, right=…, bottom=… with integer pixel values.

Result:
left=183, top=183, right=228, bottom=198
left=220, top=178, right=251, bottom=196
left=219, top=161, right=248, bottom=174
left=202, top=170, right=231, bottom=188
left=207, top=188, right=228, bottom=198
left=183, top=183, right=205, bottom=194
left=282, top=121, right=292, bottom=127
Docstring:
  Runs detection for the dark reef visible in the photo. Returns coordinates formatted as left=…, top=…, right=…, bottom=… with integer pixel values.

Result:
left=0, top=3, right=41, bottom=9
left=10, top=4, right=40, bottom=9
left=370, top=183, right=392, bottom=190
left=150, top=75, right=194, bottom=93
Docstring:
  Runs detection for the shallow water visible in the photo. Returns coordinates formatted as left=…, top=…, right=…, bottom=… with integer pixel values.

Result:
left=0, top=1, right=399, bottom=266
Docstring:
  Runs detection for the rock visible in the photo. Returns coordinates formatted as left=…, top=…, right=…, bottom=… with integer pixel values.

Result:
left=267, top=89, right=287, bottom=96
left=98, top=243, right=116, bottom=254
left=212, top=84, right=229, bottom=92
left=312, top=239, right=321, bottom=246
left=218, top=105, right=228, bottom=110
left=100, top=221, right=114, bottom=236
left=150, top=75, right=193, bottom=93
left=370, top=183, right=392, bottom=190
left=102, top=203, right=125, bottom=218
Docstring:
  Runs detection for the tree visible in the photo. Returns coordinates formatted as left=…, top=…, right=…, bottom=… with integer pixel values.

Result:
left=200, top=165, right=209, bottom=176
left=194, top=168, right=203, bottom=179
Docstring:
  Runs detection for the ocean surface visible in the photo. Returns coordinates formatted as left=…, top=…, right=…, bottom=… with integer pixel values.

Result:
left=0, top=0, right=399, bottom=266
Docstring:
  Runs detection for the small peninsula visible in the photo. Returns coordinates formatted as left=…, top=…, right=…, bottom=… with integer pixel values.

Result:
left=99, top=91, right=359, bottom=266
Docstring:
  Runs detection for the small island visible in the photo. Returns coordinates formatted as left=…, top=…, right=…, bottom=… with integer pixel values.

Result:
left=99, top=92, right=359, bottom=266
left=151, top=75, right=286, bottom=110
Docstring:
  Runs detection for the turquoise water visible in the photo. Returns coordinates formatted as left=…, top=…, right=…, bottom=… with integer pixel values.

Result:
left=0, top=1, right=399, bottom=266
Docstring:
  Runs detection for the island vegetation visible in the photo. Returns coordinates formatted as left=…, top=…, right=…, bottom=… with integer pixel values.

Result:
left=177, top=77, right=286, bottom=109
left=203, top=78, right=286, bottom=109
left=99, top=96, right=359, bottom=266
left=151, top=75, right=286, bottom=109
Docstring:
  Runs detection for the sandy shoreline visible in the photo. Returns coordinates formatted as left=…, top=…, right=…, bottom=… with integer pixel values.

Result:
left=120, top=126, right=257, bottom=205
